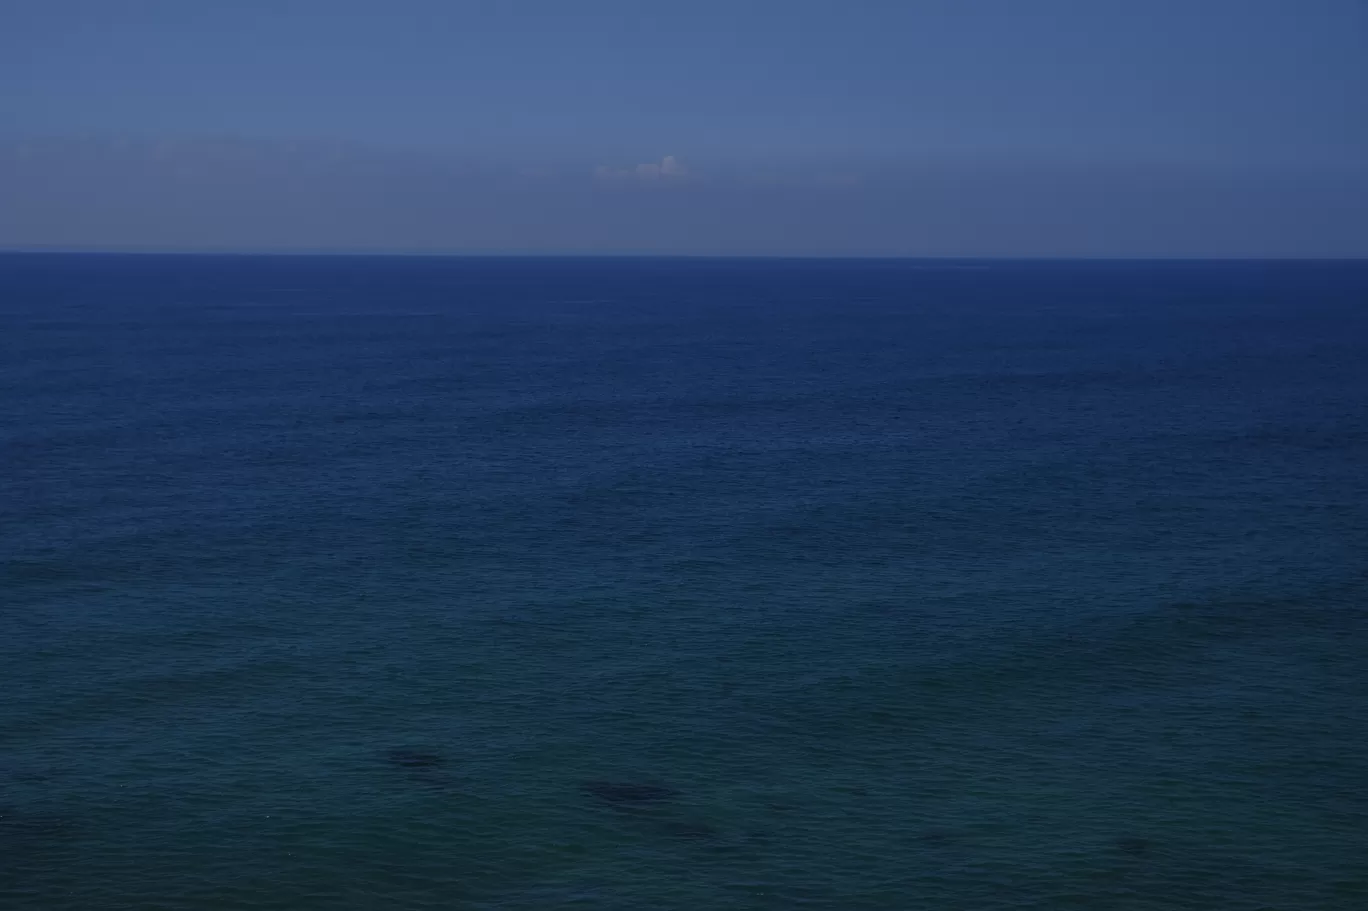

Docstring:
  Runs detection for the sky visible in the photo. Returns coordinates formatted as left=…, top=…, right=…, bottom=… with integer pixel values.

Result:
left=2, top=0, right=1366, bottom=257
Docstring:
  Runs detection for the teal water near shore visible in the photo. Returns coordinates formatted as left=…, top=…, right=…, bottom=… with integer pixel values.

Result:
left=3, top=256, right=1366, bottom=909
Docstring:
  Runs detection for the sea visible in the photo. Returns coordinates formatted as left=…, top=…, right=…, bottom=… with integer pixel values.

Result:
left=2, top=254, right=1366, bottom=910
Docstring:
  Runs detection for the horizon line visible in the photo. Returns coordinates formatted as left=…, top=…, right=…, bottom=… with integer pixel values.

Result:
left=2, top=246, right=1365, bottom=263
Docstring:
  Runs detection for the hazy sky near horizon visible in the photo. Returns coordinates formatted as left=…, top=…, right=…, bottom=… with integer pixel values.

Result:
left=3, top=0, right=1366, bottom=256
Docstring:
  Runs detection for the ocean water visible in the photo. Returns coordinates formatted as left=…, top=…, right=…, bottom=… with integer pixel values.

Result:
left=2, top=254, right=1366, bottom=910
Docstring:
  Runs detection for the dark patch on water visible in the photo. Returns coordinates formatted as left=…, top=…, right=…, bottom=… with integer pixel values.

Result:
left=10, top=770, right=54, bottom=784
left=580, top=781, right=680, bottom=804
left=0, top=762, right=57, bottom=784
left=918, top=828, right=962, bottom=845
left=657, top=819, right=720, bottom=841
left=383, top=748, right=460, bottom=792
left=407, top=770, right=462, bottom=792
left=0, top=806, right=81, bottom=850
left=1114, top=835, right=1156, bottom=856
left=385, top=748, right=444, bottom=769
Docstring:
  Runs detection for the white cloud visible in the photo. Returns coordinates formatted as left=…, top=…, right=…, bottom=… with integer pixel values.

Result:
left=595, top=155, right=688, bottom=183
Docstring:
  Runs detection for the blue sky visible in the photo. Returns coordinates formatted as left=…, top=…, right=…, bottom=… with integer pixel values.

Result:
left=3, top=0, right=1366, bottom=255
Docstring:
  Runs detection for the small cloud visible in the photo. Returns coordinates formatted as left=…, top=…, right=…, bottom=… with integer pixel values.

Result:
left=595, top=155, right=688, bottom=183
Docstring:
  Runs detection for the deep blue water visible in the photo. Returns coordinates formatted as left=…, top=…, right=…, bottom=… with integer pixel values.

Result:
left=2, top=254, right=1366, bottom=910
